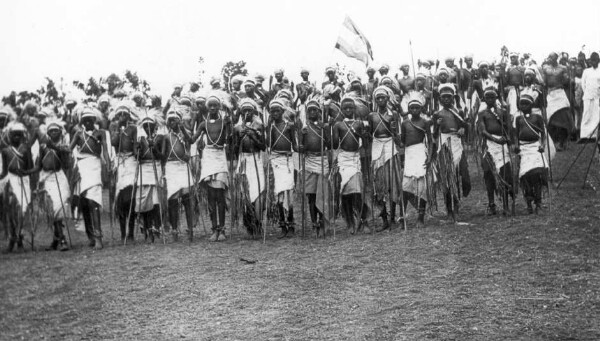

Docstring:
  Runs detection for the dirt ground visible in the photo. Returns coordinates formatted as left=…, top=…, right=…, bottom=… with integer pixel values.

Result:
left=1, top=143, right=599, bottom=340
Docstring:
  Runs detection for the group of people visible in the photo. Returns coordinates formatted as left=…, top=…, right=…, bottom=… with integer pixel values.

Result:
left=2, top=48, right=599, bottom=254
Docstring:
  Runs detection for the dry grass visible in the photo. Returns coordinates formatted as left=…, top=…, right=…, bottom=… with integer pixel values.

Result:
left=1, top=143, right=599, bottom=340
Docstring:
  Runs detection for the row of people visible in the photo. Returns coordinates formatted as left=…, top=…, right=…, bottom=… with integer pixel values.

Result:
left=1, top=76, right=555, bottom=253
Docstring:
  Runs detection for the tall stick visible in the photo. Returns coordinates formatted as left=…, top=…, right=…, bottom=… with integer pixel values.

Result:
left=54, top=171, right=72, bottom=249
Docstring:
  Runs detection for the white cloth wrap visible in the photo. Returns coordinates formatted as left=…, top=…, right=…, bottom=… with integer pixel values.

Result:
left=115, top=154, right=137, bottom=196
left=305, top=154, right=329, bottom=174
left=135, top=160, right=162, bottom=213
left=238, top=152, right=265, bottom=203
left=546, top=88, right=570, bottom=120
left=402, top=143, right=427, bottom=199
left=40, top=170, right=70, bottom=218
left=165, top=160, right=190, bottom=199
left=371, top=136, right=397, bottom=173
left=74, top=153, right=103, bottom=207
left=403, top=143, right=427, bottom=178
left=200, top=146, right=229, bottom=183
left=439, top=133, right=463, bottom=167
left=270, top=152, right=295, bottom=195
left=4, top=173, right=30, bottom=213
left=519, top=141, right=547, bottom=178
left=581, top=98, right=599, bottom=139
left=506, top=86, right=519, bottom=118
left=486, top=135, right=510, bottom=172
left=337, top=150, right=361, bottom=194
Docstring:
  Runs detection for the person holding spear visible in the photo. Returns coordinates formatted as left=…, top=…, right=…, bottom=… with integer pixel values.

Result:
left=368, top=86, right=403, bottom=231
left=514, top=90, right=552, bottom=214
left=36, top=119, right=72, bottom=251
left=110, top=103, right=139, bottom=243
left=298, top=99, right=332, bottom=237
left=162, top=106, right=196, bottom=242
left=401, top=92, right=433, bottom=228
left=233, top=98, right=266, bottom=239
left=0, top=122, right=34, bottom=253
left=197, top=95, right=232, bottom=242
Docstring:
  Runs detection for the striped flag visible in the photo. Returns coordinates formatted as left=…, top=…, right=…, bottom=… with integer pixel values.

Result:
left=335, top=16, right=373, bottom=66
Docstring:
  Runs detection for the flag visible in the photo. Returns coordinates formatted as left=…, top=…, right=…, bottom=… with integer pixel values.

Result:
left=335, top=16, right=373, bottom=66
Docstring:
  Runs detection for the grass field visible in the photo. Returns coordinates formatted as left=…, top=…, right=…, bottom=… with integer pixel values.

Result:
left=1, top=143, right=599, bottom=340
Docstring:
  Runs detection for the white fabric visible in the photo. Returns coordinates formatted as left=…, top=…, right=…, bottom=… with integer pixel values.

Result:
left=74, top=153, right=103, bottom=206
left=403, top=143, right=427, bottom=199
left=200, top=146, right=228, bottom=183
left=270, top=153, right=295, bottom=195
left=546, top=88, right=570, bottom=120
left=337, top=150, right=361, bottom=194
left=581, top=98, right=600, bottom=139
left=403, top=143, right=427, bottom=178
left=115, top=154, right=137, bottom=196
left=165, top=160, right=191, bottom=199
left=4, top=173, right=30, bottom=213
left=40, top=170, right=70, bottom=218
left=371, top=136, right=397, bottom=173
left=581, top=66, right=600, bottom=100
left=486, top=135, right=510, bottom=172
left=238, top=152, right=265, bottom=203
left=506, top=86, right=519, bottom=118
left=305, top=154, right=329, bottom=174
left=519, top=141, right=547, bottom=178
left=135, top=161, right=162, bottom=213
left=439, top=133, right=463, bottom=167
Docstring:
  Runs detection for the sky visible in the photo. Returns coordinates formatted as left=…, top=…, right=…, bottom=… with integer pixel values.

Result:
left=1, top=0, right=599, bottom=99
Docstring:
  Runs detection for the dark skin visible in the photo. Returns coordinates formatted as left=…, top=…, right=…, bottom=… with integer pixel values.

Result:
left=514, top=100, right=546, bottom=153
left=433, top=93, right=467, bottom=141
left=37, top=129, right=70, bottom=172
left=506, top=56, right=525, bottom=87
left=267, top=107, right=297, bottom=154
left=298, top=107, right=331, bottom=154
left=332, top=102, right=366, bottom=152
left=110, top=111, right=137, bottom=155
left=477, top=92, right=512, bottom=145
left=70, top=117, right=109, bottom=157
left=162, top=116, right=193, bottom=162
left=368, top=94, right=401, bottom=147
left=401, top=104, right=433, bottom=164
left=162, top=116, right=195, bottom=236
left=135, top=121, right=164, bottom=162
left=195, top=102, right=231, bottom=152
left=234, top=108, right=265, bottom=153
left=0, top=131, right=35, bottom=179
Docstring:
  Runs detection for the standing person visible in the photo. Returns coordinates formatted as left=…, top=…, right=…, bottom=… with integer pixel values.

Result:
left=505, top=52, right=526, bottom=118
left=363, top=66, right=379, bottom=105
left=298, top=99, right=333, bottom=236
left=368, top=87, right=402, bottom=230
left=458, top=54, right=476, bottom=114
left=332, top=96, right=369, bottom=234
left=514, top=91, right=551, bottom=213
left=134, top=110, right=165, bottom=243
left=197, top=95, right=232, bottom=242
left=110, top=104, right=139, bottom=242
left=401, top=93, right=433, bottom=228
left=270, top=68, right=290, bottom=98
left=266, top=99, right=297, bottom=238
left=543, top=52, right=574, bottom=150
left=70, top=107, right=111, bottom=249
left=322, top=66, right=344, bottom=103
left=234, top=98, right=266, bottom=237
left=398, top=64, right=415, bottom=94
left=162, top=107, right=196, bottom=241
left=433, top=84, right=471, bottom=221
left=477, top=86, right=514, bottom=215
left=580, top=52, right=600, bottom=141
left=37, top=119, right=71, bottom=251
left=0, top=123, right=34, bottom=253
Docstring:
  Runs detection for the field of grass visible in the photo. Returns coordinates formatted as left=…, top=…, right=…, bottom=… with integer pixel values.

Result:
left=1, top=143, right=599, bottom=340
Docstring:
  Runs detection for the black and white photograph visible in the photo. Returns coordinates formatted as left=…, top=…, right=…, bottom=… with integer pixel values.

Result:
left=1, top=0, right=599, bottom=339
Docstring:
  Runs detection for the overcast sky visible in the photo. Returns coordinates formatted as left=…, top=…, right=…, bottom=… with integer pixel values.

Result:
left=2, top=0, right=599, bottom=99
